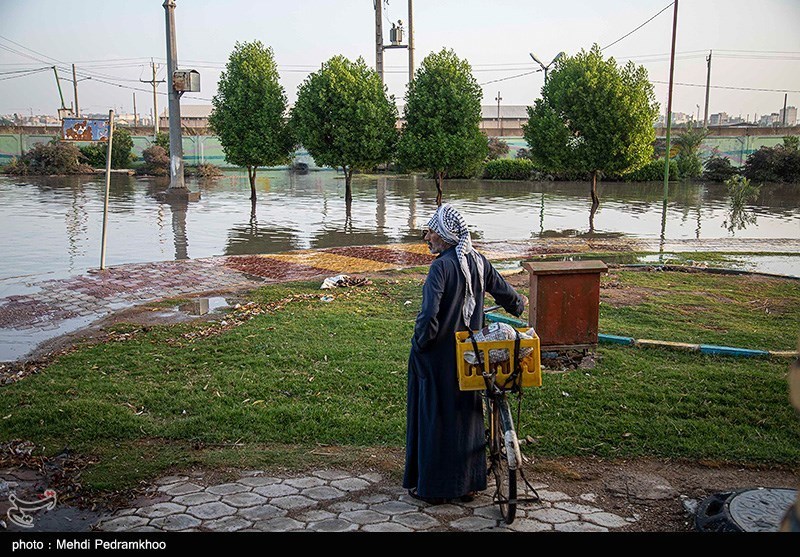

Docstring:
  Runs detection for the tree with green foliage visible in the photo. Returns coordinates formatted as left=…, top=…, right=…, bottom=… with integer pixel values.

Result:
left=398, top=48, right=488, bottom=205
left=290, top=55, right=398, bottom=204
left=209, top=40, right=294, bottom=202
left=487, top=137, right=509, bottom=160
left=79, top=127, right=135, bottom=169
left=673, top=121, right=708, bottom=180
left=154, top=131, right=170, bottom=155
left=523, top=44, right=659, bottom=205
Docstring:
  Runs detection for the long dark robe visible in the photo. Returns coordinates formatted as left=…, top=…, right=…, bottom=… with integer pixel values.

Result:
left=403, top=246, right=525, bottom=499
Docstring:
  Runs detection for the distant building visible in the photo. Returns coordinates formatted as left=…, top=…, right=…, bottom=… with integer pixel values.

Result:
left=780, top=106, right=797, bottom=126
left=479, top=105, right=530, bottom=136
left=671, top=112, right=691, bottom=125
left=758, top=113, right=780, bottom=127
left=159, top=104, right=213, bottom=129
left=710, top=112, right=729, bottom=126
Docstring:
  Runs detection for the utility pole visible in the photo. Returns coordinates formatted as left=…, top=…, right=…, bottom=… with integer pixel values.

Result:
left=408, top=0, right=414, bottom=83
left=375, top=0, right=384, bottom=85
left=703, top=50, right=711, bottom=128
left=52, top=66, right=66, bottom=110
left=495, top=91, right=503, bottom=137
left=72, top=64, right=80, bottom=117
left=140, top=60, right=165, bottom=138
left=663, top=0, right=679, bottom=205
left=783, top=93, right=788, bottom=126
left=164, top=0, right=185, bottom=191
left=133, top=93, right=138, bottom=127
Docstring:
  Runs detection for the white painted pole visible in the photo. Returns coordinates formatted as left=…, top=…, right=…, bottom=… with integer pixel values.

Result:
left=100, top=110, right=115, bottom=270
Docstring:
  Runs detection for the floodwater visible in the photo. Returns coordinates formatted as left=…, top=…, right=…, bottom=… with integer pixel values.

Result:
left=0, top=171, right=798, bottom=282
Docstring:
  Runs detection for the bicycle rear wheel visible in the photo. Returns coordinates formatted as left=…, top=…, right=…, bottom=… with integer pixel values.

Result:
left=490, top=396, right=517, bottom=524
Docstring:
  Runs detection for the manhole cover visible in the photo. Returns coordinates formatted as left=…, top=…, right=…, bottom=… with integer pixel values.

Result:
left=695, top=488, right=797, bottom=532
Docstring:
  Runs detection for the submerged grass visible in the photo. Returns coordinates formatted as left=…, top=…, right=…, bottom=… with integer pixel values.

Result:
left=0, top=271, right=798, bottom=490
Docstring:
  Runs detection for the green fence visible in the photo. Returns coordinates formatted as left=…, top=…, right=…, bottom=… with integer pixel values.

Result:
left=0, top=132, right=791, bottom=168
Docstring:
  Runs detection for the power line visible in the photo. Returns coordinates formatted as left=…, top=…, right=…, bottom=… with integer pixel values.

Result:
left=0, top=67, right=51, bottom=81
left=0, top=66, right=50, bottom=75
left=0, top=34, right=64, bottom=65
left=601, top=2, right=675, bottom=51
left=651, top=79, right=800, bottom=93
left=479, top=69, right=542, bottom=86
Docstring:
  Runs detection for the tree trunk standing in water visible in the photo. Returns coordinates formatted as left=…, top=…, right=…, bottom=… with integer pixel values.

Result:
left=344, top=166, right=354, bottom=204
left=435, top=171, right=444, bottom=206
left=590, top=170, right=600, bottom=206
left=247, top=165, right=258, bottom=201
left=589, top=202, right=598, bottom=234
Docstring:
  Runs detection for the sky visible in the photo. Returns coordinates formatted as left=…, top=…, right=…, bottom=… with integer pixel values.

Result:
left=1, top=0, right=799, bottom=121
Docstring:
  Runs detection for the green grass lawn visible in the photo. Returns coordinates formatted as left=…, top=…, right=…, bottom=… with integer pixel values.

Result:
left=1, top=270, right=798, bottom=491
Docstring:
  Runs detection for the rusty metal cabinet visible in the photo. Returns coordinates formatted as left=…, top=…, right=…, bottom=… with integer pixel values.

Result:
left=522, top=261, right=608, bottom=350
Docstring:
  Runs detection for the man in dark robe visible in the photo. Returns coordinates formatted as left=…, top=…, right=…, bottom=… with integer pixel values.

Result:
left=403, top=204, right=526, bottom=503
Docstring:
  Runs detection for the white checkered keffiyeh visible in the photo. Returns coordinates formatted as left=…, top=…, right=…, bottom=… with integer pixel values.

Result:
left=426, top=204, right=485, bottom=326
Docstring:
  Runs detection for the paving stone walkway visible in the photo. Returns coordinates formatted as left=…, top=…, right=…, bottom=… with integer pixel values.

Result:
left=95, top=469, right=636, bottom=533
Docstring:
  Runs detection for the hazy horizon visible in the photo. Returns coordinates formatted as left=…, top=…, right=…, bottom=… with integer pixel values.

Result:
left=1, top=0, right=798, bottom=121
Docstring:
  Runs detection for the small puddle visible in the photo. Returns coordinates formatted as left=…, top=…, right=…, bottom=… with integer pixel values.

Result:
left=177, top=296, right=230, bottom=316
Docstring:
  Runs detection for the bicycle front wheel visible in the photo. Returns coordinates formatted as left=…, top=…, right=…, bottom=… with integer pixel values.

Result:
left=491, top=397, right=517, bottom=524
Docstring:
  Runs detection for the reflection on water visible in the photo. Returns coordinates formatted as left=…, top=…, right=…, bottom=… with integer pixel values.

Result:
left=0, top=171, right=798, bottom=281
left=723, top=177, right=762, bottom=235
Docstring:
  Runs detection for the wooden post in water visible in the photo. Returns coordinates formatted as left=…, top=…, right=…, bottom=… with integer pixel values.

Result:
left=100, top=110, right=115, bottom=270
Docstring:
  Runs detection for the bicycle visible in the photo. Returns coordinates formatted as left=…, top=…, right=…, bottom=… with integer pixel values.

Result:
left=456, top=304, right=543, bottom=524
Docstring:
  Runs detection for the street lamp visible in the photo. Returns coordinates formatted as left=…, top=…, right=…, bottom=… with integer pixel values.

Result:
left=529, top=51, right=565, bottom=83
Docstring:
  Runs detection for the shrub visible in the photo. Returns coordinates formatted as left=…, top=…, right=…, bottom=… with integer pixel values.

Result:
left=486, top=137, right=510, bottom=160
left=139, top=145, right=169, bottom=176
left=79, top=142, right=106, bottom=167
left=110, top=128, right=135, bottom=169
left=78, top=128, right=136, bottom=169
left=187, top=163, right=223, bottom=178
left=154, top=131, right=170, bottom=154
left=483, top=158, right=535, bottom=180
left=3, top=140, right=92, bottom=175
left=742, top=145, right=800, bottom=183
left=618, top=158, right=677, bottom=181
left=703, top=155, right=737, bottom=182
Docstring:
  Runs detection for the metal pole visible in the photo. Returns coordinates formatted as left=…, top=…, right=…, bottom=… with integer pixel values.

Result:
left=663, top=0, right=679, bottom=205
left=133, top=93, right=138, bottom=127
left=495, top=91, right=502, bottom=137
left=100, top=110, right=115, bottom=271
left=153, top=61, right=159, bottom=137
left=408, top=0, right=414, bottom=83
left=164, top=0, right=185, bottom=190
left=52, top=66, right=66, bottom=110
left=703, top=50, right=711, bottom=128
left=72, top=64, right=80, bottom=117
left=375, top=0, right=384, bottom=86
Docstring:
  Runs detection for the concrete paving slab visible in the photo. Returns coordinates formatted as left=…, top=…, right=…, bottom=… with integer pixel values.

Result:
left=186, top=502, right=236, bottom=520
left=307, top=518, right=359, bottom=532
left=206, top=483, right=252, bottom=496
left=219, top=492, right=268, bottom=508
left=338, top=509, right=389, bottom=525
left=148, top=513, right=202, bottom=532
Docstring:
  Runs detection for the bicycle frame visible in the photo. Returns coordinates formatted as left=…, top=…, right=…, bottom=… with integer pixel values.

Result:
left=480, top=304, right=540, bottom=523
